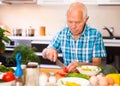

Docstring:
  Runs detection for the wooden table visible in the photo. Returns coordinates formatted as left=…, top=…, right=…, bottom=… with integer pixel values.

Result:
left=39, top=67, right=63, bottom=80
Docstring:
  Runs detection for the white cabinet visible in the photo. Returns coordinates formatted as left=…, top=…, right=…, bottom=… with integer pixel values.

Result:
left=37, top=0, right=73, bottom=5
left=37, top=0, right=97, bottom=5
left=78, top=0, right=97, bottom=5
left=97, top=0, right=120, bottom=5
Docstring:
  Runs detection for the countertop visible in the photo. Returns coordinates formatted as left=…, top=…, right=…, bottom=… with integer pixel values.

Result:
left=8, top=36, right=120, bottom=47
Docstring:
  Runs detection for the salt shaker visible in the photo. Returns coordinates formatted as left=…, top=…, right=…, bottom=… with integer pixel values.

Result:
left=39, top=72, right=48, bottom=86
left=49, top=72, right=56, bottom=83
left=26, top=62, right=39, bottom=86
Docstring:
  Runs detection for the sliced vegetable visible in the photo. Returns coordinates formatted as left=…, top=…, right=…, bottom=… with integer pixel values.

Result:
left=56, top=70, right=68, bottom=76
left=56, top=67, right=68, bottom=77
left=66, top=72, right=89, bottom=80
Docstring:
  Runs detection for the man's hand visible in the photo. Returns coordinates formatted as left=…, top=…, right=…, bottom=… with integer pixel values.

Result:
left=42, top=48, right=58, bottom=62
left=67, top=61, right=79, bottom=72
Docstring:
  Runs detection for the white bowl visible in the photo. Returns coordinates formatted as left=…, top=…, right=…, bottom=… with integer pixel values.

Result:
left=57, top=77, right=90, bottom=86
left=0, top=80, right=15, bottom=86
left=76, top=65, right=101, bottom=76
left=0, top=72, right=15, bottom=86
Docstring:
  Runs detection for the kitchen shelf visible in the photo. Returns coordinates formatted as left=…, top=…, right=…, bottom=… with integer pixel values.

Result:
left=103, top=39, right=120, bottom=47
left=8, top=36, right=53, bottom=41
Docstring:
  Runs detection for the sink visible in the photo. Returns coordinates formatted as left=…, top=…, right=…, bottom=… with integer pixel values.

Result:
left=103, top=36, right=120, bottom=40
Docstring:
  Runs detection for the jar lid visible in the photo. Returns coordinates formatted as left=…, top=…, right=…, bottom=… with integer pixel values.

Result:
left=27, top=62, right=38, bottom=68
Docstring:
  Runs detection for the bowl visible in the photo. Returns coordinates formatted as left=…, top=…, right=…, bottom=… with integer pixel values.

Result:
left=0, top=80, right=15, bottom=86
left=76, top=65, right=102, bottom=76
left=0, top=72, right=15, bottom=86
left=57, top=77, right=90, bottom=86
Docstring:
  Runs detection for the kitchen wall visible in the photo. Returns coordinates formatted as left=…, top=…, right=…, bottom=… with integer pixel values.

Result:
left=0, top=4, right=120, bottom=36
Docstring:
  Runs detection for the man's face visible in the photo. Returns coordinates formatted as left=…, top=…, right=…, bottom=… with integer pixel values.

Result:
left=67, top=10, right=86, bottom=36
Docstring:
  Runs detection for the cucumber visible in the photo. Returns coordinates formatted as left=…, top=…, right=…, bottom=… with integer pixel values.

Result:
left=101, top=64, right=119, bottom=75
left=65, top=72, right=89, bottom=80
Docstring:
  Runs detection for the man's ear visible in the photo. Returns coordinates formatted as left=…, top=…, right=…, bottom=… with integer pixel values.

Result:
left=85, top=16, right=89, bottom=22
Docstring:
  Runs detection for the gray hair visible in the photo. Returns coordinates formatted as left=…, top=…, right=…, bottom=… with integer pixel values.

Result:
left=67, top=2, right=88, bottom=19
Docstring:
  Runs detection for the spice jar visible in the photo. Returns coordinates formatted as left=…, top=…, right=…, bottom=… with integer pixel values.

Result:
left=39, top=26, right=46, bottom=36
left=49, top=72, right=56, bottom=83
left=26, top=26, right=35, bottom=36
left=26, top=62, right=39, bottom=86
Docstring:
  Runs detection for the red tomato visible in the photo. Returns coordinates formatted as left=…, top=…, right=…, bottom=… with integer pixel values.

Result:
left=63, top=67, right=68, bottom=73
left=56, top=67, right=68, bottom=77
left=56, top=70, right=67, bottom=76
left=2, top=72, right=15, bottom=82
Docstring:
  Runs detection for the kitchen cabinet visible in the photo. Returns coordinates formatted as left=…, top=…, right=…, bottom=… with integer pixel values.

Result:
left=105, top=46, right=120, bottom=72
left=37, top=0, right=97, bottom=5
left=78, top=0, right=97, bottom=5
left=97, top=0, right=120, bottom=5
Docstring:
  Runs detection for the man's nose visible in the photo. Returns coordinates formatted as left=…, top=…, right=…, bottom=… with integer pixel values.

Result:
left=71, top=23, right=76, bottom=28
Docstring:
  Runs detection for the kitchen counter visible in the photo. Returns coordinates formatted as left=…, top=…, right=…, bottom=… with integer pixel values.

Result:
left=103, top=39, right=120, bottom=47
left=7, top=36, right=120, bottom=47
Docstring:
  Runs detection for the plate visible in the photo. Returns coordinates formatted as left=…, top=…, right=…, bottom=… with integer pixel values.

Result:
left=57, top=77, right=90, bottom=86
left=76, top=65, right=101, bottom=76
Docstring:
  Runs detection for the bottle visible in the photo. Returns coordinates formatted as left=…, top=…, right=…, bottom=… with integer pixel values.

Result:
left=49, top=72, right=56, bottom=83
left=15, top=53, right=23, bottom=86
left=26, top=62, right=39, bottom=86
left=15, top=77, right=23, bottom=86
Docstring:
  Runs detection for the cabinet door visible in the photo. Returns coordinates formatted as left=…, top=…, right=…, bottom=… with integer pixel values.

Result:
left=78, top=0, right=97, bottom=4
left=37, top=0, right=70, bottom=5
left=97, top=0, right=120, bottom=5
left=37, top=0, right=97, bottom=5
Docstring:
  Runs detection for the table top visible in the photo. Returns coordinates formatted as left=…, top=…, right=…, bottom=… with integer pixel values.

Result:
left=39, top=67, right=63, bottom=80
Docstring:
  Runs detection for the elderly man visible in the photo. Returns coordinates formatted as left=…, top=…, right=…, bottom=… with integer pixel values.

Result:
left=42, top=2, right=107, bottom=72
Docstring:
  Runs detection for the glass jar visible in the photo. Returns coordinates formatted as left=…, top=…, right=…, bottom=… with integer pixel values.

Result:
left=26, top=62, right=39, bottom=86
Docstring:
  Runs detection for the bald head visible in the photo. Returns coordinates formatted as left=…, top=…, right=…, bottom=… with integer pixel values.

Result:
left=67, top=2, right=88, bottom=19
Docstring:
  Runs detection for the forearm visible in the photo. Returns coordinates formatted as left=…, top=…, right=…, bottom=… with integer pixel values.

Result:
left=78, top=61, right=101, bottom=66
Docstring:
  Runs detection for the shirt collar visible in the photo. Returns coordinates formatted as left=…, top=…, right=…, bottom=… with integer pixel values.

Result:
left=66, top=24, right=89, bottom=36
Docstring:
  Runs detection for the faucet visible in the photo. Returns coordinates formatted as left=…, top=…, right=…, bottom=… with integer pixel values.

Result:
left=103, top=26, right=114, bottom=38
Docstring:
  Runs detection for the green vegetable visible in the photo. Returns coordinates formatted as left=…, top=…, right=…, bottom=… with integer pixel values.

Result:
left=101, top=64, right=119, bottom=75
left=65, top=72, right=89, bottom=80
left=0, top=79, right=4, bottom=82
left=0, top=65, right=14, bottom=73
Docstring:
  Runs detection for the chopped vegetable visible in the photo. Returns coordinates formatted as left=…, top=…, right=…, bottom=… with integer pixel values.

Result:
left=0, top=65, right=14, bottom=73
left=66, top=72, right=89, bottom=80
left=61, top=81, right=81, bottom=86
left=77, top=65, right=101, bottom=72
left=56, top=67, right=68, bottom=77
left=0, top=79, right=4, bottom=82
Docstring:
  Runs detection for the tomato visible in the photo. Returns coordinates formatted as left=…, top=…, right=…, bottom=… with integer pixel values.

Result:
left=56, top=70, right=67, bottom=76
left=2, top=72, right=15, bottom=82
left=56, top=67, right=68, bottom=77
left=63, top=67, right=68, bottom=73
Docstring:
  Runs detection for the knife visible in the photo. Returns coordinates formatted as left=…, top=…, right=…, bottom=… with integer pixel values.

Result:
left=56, top=59, right=66, bottom=68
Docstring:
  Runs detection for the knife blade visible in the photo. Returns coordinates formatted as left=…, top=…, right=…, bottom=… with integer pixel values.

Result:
left=56, top=59, right=65, bottom=68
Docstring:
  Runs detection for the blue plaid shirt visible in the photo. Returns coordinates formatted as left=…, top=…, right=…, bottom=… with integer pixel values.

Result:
left=48, top=24, right=107, bottom=66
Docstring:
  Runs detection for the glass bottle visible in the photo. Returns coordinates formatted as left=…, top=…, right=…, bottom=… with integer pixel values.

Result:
left=26, top=62, right=39, bottom=86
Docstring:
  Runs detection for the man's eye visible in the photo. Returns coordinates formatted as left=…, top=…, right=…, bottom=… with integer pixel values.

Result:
left=68, top=21, right=72, bottom=23
left=76, top=22, right=80, bottom=24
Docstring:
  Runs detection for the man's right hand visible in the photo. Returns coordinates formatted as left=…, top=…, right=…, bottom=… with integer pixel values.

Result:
left=42, top=48, right=58, bottom=62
